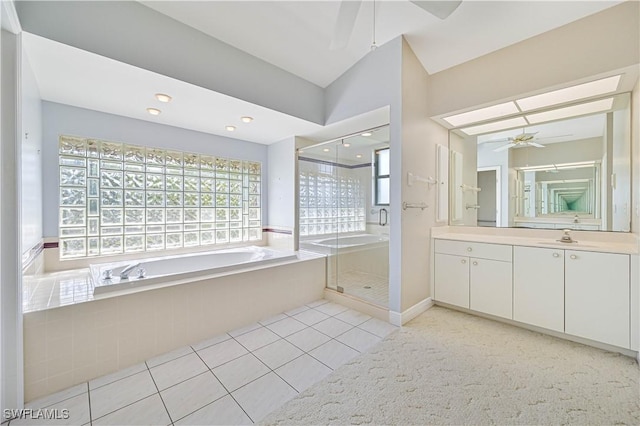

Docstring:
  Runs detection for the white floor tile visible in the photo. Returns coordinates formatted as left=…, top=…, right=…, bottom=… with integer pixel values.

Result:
left=275, top=354, right=333, bottom=393
left=253, top=339, right=303, bottom=370
left=313, top=301, right=349, bottom=316
left=149, top=352, right=208, bottom=390
left=284, top=305, right=309, bottom=316
left=146, top=346, right=194, bottom=368
left=312, top=317, right=354, bottom=338
left=265, top=317, right=307, bottom=337
left=191, top=333, right=231, bottom=352
left=13, top=392, right=90, bottom=426
left=175, top=395, right=251, bottom=426
left=212, top=354, right=270, bottom=392
left=93, top=394, right=170, bottom=426
left=292, top=308, right=330, bottom=326
left=231, top=372, right=297, bottom=422
left=309, top=340, right=360, bottom=370
left=305, top=299, right=329, bottom=308
left=234, top=327, right=280, bottom=351
left=25, top=383, right=86, bottom=409
left=335, top=308, right=373, bottom=326
left=197, top=339, right=248, bottom=369
left=259, top=313, right=287, bottom=326
left=160, top=372, right=227, bottom=422
left=336, top=327, right=382, bottom=353
left=89, top=363, right=147, bottom=390
left=90, top=370, right=157, bottom=420
left=285, top=327, right=331, bottom=352
left=228, top=322, right=261, bottom=337
left=358, top=317, right=398, bottom=337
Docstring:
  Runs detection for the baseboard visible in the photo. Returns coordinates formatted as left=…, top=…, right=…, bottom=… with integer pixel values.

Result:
left=389, top=297, right=434, bottom=326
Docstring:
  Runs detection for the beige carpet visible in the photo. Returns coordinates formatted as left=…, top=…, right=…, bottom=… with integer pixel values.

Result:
left=262, top=306, right=640, bottom=425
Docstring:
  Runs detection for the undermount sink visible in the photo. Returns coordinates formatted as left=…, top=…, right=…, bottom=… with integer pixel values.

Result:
left=536, top=241, right=597, bottom=248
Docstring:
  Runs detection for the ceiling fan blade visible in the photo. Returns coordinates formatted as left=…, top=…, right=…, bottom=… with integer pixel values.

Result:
left=330, top=0, right=363, bottom=50
left=493, top=143, right=515, bottom=152
left=529, top=142, right=545, bottom=148
left=536, top=133, right=573, bottom=140
left=410, top=0, right=462, bottom=19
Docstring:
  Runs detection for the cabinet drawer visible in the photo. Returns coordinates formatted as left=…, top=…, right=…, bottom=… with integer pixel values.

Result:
left=434, top=239, right=512, bottom=262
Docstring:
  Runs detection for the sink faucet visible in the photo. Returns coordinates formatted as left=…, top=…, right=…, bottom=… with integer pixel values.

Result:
left=120, top=262, right=141, bottom=279
left=558, top=229, right=577, bottom=243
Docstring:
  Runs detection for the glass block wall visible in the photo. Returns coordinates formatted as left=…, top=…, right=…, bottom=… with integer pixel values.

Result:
left=58, top=135, right=262, bottom=259
left=298, top=163, right=366, bottom=237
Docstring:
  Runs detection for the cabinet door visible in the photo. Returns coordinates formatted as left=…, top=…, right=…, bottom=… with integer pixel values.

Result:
left=513, top=246, right=564, bottom=332
left=434, top=253, right=469, bottom=308
left=470, top=258, right=512, bottom=319
left=565, top=250, right=630, bottom=348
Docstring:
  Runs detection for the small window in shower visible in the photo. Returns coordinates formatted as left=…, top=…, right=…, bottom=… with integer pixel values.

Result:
left=374, top=148, right=390, bottom=205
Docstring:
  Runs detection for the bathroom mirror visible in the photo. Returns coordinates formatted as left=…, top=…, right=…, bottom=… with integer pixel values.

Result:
left=448, top=92, right=631, bottom=232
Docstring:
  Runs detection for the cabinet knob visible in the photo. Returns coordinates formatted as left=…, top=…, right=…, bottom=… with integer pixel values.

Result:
left=472, top=261, right=478, bottom=266
left=570, top=254, right=577, bottom=260
left=552, top=253, right=560, bottom=258
left=467, top=247, right=472, bottom=252
left=461, top=259, right=466, bottom=264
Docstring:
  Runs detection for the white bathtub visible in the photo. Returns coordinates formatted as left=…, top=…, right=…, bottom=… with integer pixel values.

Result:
left=90, top=246, right=298, bottom=295
left=305, top=233, right=388, bottom=249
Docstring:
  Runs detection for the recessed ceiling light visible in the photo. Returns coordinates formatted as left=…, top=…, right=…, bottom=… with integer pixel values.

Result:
left=323, top=148, right=330, bottom=152
left=298, top=150, right=304, bottom=154
left=225, top=125, right=236, bottom=132
left=155, top=93, right=172, bottom=103
left=361, top=132, right=373, bottom=137
left=356, top=154, right=363, bottom=158
left=525, top=98, right=614, bottom=124
left=147, top=108, right=161, bottom=116
left=442, top=101, right=520, bottom=127
left=516, top=75, right=621, bottom=112
left=460, top=116, right=528, bottom=136
left=343, top=143, right=351, bottom=147
left=241, top=116, right=254, bottom=123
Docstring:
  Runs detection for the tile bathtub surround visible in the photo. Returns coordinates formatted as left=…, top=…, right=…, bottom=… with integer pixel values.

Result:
left=17, top=300, right=397, bottom=425
left=23, top=256, right=326, bottom=401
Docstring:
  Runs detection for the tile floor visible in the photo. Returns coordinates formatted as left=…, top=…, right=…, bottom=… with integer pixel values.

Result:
left=12, top=299, right=397, bottom=425
left=337, top=271, right=389, bottom=307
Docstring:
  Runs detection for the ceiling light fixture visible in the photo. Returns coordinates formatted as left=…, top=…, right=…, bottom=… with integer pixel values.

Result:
left=241, top=116, right=254, bottom=123
left=343, top=143, right=351, bottom=147
left=525, top=98, right=614, bottom=124
left=225, top=125, right=236, bottom=132
left=460, top=116, right=528, bottom=136
left=516, top=75, right=621, bottom=112
left=361, top=132, right=372, bottom=137
left=146, top=108, right=161, bottom=116
left=155, top=93, right=172, bottom=103
left=323, top=148, right=330, bottom=152
left=442, top=102, right=520, bottom=127
left=356, top=154, right=363, bottom=159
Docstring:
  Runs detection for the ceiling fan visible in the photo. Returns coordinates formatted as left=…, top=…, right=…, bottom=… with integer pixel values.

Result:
left=330, top=0, right=463, bottom=50
left=490, top=132, right=545, bottom=152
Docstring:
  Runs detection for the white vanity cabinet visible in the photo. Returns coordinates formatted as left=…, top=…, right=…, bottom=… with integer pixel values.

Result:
left=434, top=240, right=513, bottom=319
left=513, top=246, right=565, bottom=332
left=565, top=250, right=630, bottom=348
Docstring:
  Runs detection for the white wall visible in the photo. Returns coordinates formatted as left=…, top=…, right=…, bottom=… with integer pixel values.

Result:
left=41, top=102, right=269, bottom=239
left=612, top=107, right=632, bottom=231
left=478, top=144, right=509, bottom=226
left=267, top=136, right=295, bottom=237
left=449, top=131, right=478, bottom=226
left=15, top=1, right=324, bottom=125
left=20, top=48, right=42, bottom=254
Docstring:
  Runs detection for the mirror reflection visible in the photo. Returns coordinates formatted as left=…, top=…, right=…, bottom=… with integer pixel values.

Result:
left=449, top=92, right=631, bottom=232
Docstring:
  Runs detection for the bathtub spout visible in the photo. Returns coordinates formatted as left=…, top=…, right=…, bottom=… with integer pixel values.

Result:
left=120, top=262, right=141, bottom=280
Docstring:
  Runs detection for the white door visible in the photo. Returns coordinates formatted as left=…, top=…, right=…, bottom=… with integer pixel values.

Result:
left=470, top=258, right=512, bottom=319
left=513, top=246, right=564, bottom=332
left=434, top=253, right=469, bottom=308
left=565, top=250, right=630, bottom=348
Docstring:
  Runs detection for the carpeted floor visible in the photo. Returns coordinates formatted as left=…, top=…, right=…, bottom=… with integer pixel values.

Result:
left=262, top=306, right=640, bottom=425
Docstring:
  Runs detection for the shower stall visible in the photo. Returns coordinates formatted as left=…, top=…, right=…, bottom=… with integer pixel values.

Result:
left=297, top=126, right=390, bottom=307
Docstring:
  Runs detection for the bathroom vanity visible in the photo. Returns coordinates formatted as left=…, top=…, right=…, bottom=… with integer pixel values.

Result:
left=431, top=227, right=639, bottom=354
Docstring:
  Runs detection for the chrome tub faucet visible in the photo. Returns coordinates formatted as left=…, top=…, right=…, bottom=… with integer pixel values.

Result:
left=120, top=262, right=141, bottom=279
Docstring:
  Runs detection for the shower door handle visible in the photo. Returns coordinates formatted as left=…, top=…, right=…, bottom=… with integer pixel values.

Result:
left=379, top=208, right=388, bottom=226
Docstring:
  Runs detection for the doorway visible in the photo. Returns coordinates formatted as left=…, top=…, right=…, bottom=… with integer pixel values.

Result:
left=477, top=166, right=501, bottom=227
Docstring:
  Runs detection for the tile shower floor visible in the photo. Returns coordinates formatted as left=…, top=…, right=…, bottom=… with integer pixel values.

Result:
left=338, top=271, right=389, bottom=307
left=14, top=299, right=397, bottom=425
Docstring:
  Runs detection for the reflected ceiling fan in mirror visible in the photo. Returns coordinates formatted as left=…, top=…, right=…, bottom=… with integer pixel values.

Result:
left=480, top=130, right=572, bottom=152
left=330, top=0, right=463, bottom=50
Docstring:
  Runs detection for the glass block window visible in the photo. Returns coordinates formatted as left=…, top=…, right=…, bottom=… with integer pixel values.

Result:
left=58, top=135, right=262, bottom=258
left=299, top=169, right=366, bottom=237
